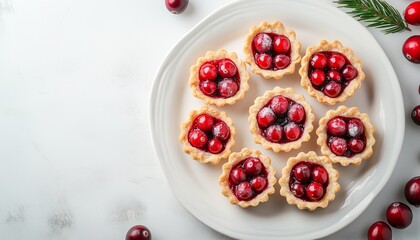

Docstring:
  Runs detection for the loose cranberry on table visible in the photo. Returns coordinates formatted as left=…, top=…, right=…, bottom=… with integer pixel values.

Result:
left=402, top=35, right=420, bottom=63
left=411, top=105, right=420, bottom=126
left=367, top=221, right=392, bottom=240
left=404, top=1, right=420, bottom=26
left=386, top=202, right=413, bottom=229
left=405, top=176, right=420, bottom=207
left=126, top=225, right=152, bottom=240
left=165, top=0, right=189, bottom=14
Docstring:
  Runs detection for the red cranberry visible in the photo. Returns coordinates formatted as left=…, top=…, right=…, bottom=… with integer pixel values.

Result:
left=257, top=107, right=276, bottom=128
left=311, top=166, right=328, bottom=184
left=199, top=63, right=217, bottom=81
left=218, top=78, right=238, bottom=98
left=328, top=53, right=346, bottom=70
left=347, top=118, right=364, bottom=137
left=207, top=139, right=223, bottom=154
left=188, top=129, right=208, bottom=148
left=293, top=163, right=311, bottom=183
left=404, top=2, right=420, bottom=25
left=273, top=35, right=290, bottom=54
left=290, top=182, right=305, bottom=198
left=348, top=138, right=365, bottom=153
left=323, top=81, right=342, bottom=98
left=273, top=54, right=291, bottom=69
left=327, top=117, right=347, bottom=137
left=235, top=182, right=254, bottom=200
left=243, top=157, right=263, bottom=176
left=284, top=122, right=301, bottom=141
left=230, top=167, right=247, bottom=185
left=270, top=95, right=289, bottom=115
left=199, top=80, right=217, bottom=96
left=253, top=33, right=272, bottom=53
left=327, top=70, right=341, bottom=82
left=287, top=103, right=305, bottom=123
left=310, top=53, right=327, bottom=69
left=402, top=35, right=420, bottom=63
left=126, top=225, right=151, bottom=240
left=386, top=202, right=413, bottom=229
left=212, top=121, right=230, bottom=140
left=256, top=53, right=273, bottom=69
left=306, top=182, right=324, bottom=201
left=330, top=137, right=347, bottom=156
left=405, top=176, right=420, bottom=207
left=411, top=105, right=420, bottom=125
left=218, top=60, right=237, bottom=78
left=250, top=176, right=267, bottom=192
left=265, top=125, right=283, bottom=142
left=367, top=221, right=392, bottom=240
left=165, top=0, right=189, bottom=14
left=310, top=69, right=326, bottom=86
left=342, top=65, right=358, bottom=81
left=196, top=114, right=214, bottom=131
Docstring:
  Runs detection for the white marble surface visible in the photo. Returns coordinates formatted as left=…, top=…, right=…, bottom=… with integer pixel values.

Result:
left=0, top=0, right=419, bottom=239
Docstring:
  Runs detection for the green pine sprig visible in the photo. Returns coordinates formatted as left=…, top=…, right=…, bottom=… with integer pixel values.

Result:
left=335, top=0, right=411, bottom=34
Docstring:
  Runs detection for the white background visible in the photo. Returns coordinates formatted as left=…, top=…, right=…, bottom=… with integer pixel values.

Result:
left=0, top=0, right=419, bottom=239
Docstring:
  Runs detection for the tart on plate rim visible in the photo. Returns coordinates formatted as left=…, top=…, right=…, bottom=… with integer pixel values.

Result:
left=279, top=151, right=340, bottom=211
left=249, top=86, right=315, bottom=152
left=189, top=49, right=250, bottom=107
left=243, top=21, right=302, bottom=79
left=299, top=40, right=365, bottom=105
left=179, top=106, right=236, bottom=164
left=316, top=105, right=375, bottom=166
left=219, top=148, right=277, bottom=208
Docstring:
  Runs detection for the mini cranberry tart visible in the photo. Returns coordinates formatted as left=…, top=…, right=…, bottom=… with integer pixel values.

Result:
left=299, top=40, right=365, bottom=105
left=249, top=87, right=315, bottom=152
left=316, top=106, right=375, bottom=166
left=243, top=21, right=301, bottom=79
left=219, top=148, right=276, bottom=208
left=279, top=151, right=340, bottom=211
left=189, top=49, right=250, bottom=107
left=180, top=106, right=236, bottom=164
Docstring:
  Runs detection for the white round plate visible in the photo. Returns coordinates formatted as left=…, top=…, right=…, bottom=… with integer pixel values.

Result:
left=150, top=0, right=405, bottom=239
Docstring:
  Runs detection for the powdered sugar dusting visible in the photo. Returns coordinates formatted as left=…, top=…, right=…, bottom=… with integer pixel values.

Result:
left=261, top=34, right=272, bottom=51
left=348, top=125, right=359, bottom=137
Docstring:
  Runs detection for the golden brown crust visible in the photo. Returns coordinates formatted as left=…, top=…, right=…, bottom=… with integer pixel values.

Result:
left=248, top=87, right=315, bottom=152
left=179, top=106, right=236, bottom=164
left=189, top=49, right=250, bottom=107
left=299, top=40, right=365, bottom=105
left=219, top=148, right=277, bottom=208
left=243, top=21, right=301, bottom=79
left=316, top=106, right=375, bottom=166
left=279, top=151, right=340, bottom=211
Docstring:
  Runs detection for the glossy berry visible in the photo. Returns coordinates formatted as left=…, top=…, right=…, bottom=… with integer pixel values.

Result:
left=386, top=202, right=413, bottom=229
left=402, top=35, right=420, bottom=63
left=323, top=81, right=342, bottom=98
left=218, top=60, right=237, bottom=78
left=188, top=129, right=207, bottom=148
left=196, top=114, right=214, bottom=131
left=290, top=182, right=305, bottom=198
left=273, top=35, right=290, bottom=54
left=310, top=69, right=326, bottom=86
left=199, top=80, right=217, bottom=96
left=293, top=163, right=311, bottom=183
left=212, top=121, right=230, bottom=140
left=207, top=139, right=223, bottom=154
left=265, top=125, right=283, bottom=142
left=235, top=182, right=254, bottom=200
left=284, top=122, right=301, bottom=141
left=256, top=53, right=273, bottom=69
left=257, top=107, right=276, bottom=128
left=230, top=167, right=247, bottom=185
left=328, top=53, right=346, bottom=70
left=270, top=95, right=289, bottom=115
left=348, top=138, right=365, bottom=153
left=367, top=221, right=392, bottom=240
left=405, top=176, right=420, bottom=207
left=311, top=166, right=328, bottom=184
left=342, top=65, right=358, bottom=81
left=199, top=63, right=217, bottom=81
left=347, top=118, right=364, bottom=137
left=306, top=182, right=324, bottom=201
left=411, top=105, right=420, bottom=126
left=165, top=0, right=189, bottom=14
left=330, top=137, right=347, bottom=156
left=327, top=70, right=341, bottom=82
left=218, top=78, right=238, bottom=98
left=250, top=176, right=267, bottom=192
left=253, top=33, right=272, bottom=53
left=404, top=2, right=420, bottom=25
left=327, top=117, right=347, bottom=137
left=126, top=225, right=152, bottom=240
left=287, top=103, right=305, bottom=123
left=310, top=52, right=327, bottom=69
left=244, top=157, right=263, bottom=176
left=273, top=54, right=291, bottom=69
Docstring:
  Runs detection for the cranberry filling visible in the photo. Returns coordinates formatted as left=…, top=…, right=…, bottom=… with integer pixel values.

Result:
left=308, top=51, right=358, bottom=98
left=251, top=32, right=292, bottom=70
left=289, top=161, right=329, bottom=202
left=228, top=158, right=268, bottom=201
left=256, top=95, right=306, bottom=143
left=187, top=114, right=230, bottom=154
left=198, top=59, right=241, bottom=98
left=327, top=116, right=366, bottom=158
